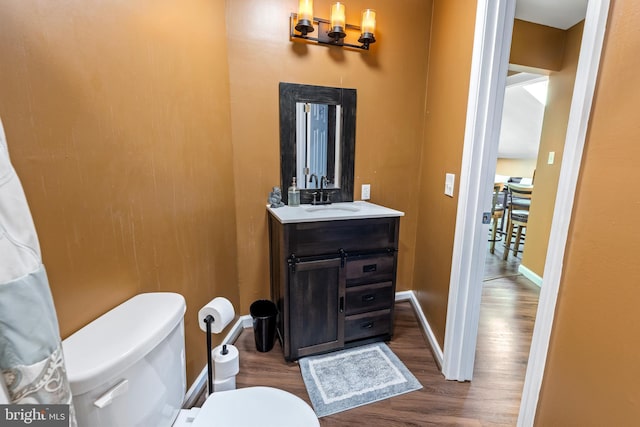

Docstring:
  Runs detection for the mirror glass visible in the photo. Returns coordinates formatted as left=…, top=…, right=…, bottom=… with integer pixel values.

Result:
left=279, top=82, right=356, bottom=204
left=295, top=102, right=341, bottom=189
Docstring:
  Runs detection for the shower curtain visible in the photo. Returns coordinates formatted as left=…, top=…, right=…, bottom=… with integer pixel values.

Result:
left=0, top=118, right=76, bottom=426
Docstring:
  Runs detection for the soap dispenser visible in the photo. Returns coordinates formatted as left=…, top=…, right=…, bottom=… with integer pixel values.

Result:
left=288, top=177, right=300, bottom=207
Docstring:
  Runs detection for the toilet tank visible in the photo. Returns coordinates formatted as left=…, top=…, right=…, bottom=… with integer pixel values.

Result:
left=63, top=293, right=187, bottom=427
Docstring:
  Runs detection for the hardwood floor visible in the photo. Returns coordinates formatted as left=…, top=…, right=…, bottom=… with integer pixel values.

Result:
left=193, top=248, right=539, bottom=426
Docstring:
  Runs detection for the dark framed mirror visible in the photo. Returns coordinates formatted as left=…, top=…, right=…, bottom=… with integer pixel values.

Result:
left=279, top=82, right=356, bottom=204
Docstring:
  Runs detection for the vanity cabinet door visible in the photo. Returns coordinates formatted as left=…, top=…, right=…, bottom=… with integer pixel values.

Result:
left=288, top=257, right=346, bottom=360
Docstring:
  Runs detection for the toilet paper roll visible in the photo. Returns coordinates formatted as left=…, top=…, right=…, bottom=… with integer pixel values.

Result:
left=198, top=297, right=235, bottom=333
left=212, top=344, right=240, bottom=379
left=213, top=376, right=236, bottom=393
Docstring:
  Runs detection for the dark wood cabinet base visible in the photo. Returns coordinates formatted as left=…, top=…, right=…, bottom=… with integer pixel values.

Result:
left=268, top=213, right=400, bottom=361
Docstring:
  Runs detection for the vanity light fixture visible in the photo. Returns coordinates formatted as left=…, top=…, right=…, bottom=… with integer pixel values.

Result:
left=291, top=1, right=377, bottom=50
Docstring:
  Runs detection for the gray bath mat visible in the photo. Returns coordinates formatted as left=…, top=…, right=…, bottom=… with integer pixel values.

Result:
left=299, top=342, right=422, bottom=417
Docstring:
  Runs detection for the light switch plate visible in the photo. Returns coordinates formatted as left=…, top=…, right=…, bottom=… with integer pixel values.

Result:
left=548, top=151, right=555, bottom=165
left=445, top=173, right=455, bottom=197
left=361, top=184, right=371, bottom=200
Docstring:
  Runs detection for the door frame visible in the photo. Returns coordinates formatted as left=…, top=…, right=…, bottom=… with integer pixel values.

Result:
left=442, top=1, right=610, bottom=426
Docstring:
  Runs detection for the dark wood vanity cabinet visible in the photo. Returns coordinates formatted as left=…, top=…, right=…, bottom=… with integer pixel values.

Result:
left=268, top=214, right=400, bottom=361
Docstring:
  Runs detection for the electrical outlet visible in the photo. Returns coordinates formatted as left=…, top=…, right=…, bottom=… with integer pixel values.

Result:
left=361, top=184, right=371, bottom=200
left=444, top=173, right=455, bottom=197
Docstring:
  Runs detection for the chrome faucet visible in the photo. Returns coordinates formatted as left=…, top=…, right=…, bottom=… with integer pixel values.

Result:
left=308, top=175, right=331, bottom=204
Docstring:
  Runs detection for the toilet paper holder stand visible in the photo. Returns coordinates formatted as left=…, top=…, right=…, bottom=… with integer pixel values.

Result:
left=203, top=315, right=216, bottom=395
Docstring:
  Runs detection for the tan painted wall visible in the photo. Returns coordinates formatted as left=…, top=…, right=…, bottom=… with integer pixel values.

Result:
left=510, top=19, right=566, bottom=72
left=226, top=0, right=434, bottom=312
left=495, top=158, right=537, bottom=179
left=521, top=22, right=583, bottom=276
left=413, top=0, right=477, bottom=347
left=0, top=0, right=239, bottom=385
left=535, top=1, right=640, bottom=423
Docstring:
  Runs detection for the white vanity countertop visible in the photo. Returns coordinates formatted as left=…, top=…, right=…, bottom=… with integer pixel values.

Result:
left=267, top=201, right=405, bottom=224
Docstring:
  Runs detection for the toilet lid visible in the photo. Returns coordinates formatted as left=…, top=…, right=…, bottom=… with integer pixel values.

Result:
left=192, top=386, right=319, bottom=427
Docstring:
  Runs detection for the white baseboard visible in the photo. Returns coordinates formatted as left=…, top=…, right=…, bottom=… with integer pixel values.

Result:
left=395, top=290, right=444, bottom=368
left=518, top=264, right=542, bottom=287
left=182, top=315, right=252, bottom=408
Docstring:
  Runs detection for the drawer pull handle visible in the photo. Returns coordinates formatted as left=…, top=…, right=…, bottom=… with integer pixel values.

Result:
left=361, top=322, right=374, bottom=329
left=339, top=296, right=344, bottom=313
left=363, top=264, right=377, bottom=273
left=362, top=294, right=375, bottom=302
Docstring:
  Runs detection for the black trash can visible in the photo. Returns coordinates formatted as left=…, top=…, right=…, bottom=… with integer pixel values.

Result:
left=249, top=300, right=278, bottom=352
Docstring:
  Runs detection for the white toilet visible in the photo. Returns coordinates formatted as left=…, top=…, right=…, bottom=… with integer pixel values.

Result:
left=62, top=293, right=319, bottom=427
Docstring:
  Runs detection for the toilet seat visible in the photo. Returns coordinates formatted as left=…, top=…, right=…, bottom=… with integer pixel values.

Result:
left=191, top=386, right=319, bottom=427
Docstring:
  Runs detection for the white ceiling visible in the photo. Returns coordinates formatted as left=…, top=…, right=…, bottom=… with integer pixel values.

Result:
left=515, top=0, right=588, bottom=30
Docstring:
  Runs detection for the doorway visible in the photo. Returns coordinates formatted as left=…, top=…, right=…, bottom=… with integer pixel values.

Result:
left=488, top=70, right=547, bottom=272
left=442, top=0, right=610, bottom=426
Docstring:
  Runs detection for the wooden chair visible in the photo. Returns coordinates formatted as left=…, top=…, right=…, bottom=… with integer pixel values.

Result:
left=503, top=183, right=533, bottom=260
left=489, top=183, right=505, bottom=254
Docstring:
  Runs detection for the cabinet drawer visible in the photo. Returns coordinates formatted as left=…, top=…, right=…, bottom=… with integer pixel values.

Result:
left=345, top=309, right=391, bottom=342
left=346, top=254, right=395, bottom=286
left=346, top=282, right=394, bottom=315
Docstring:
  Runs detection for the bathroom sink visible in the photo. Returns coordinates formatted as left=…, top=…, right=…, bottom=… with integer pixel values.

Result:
left=267, top=201, right=404, bottom=224
left=304, top=204, right=361, bottom=213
